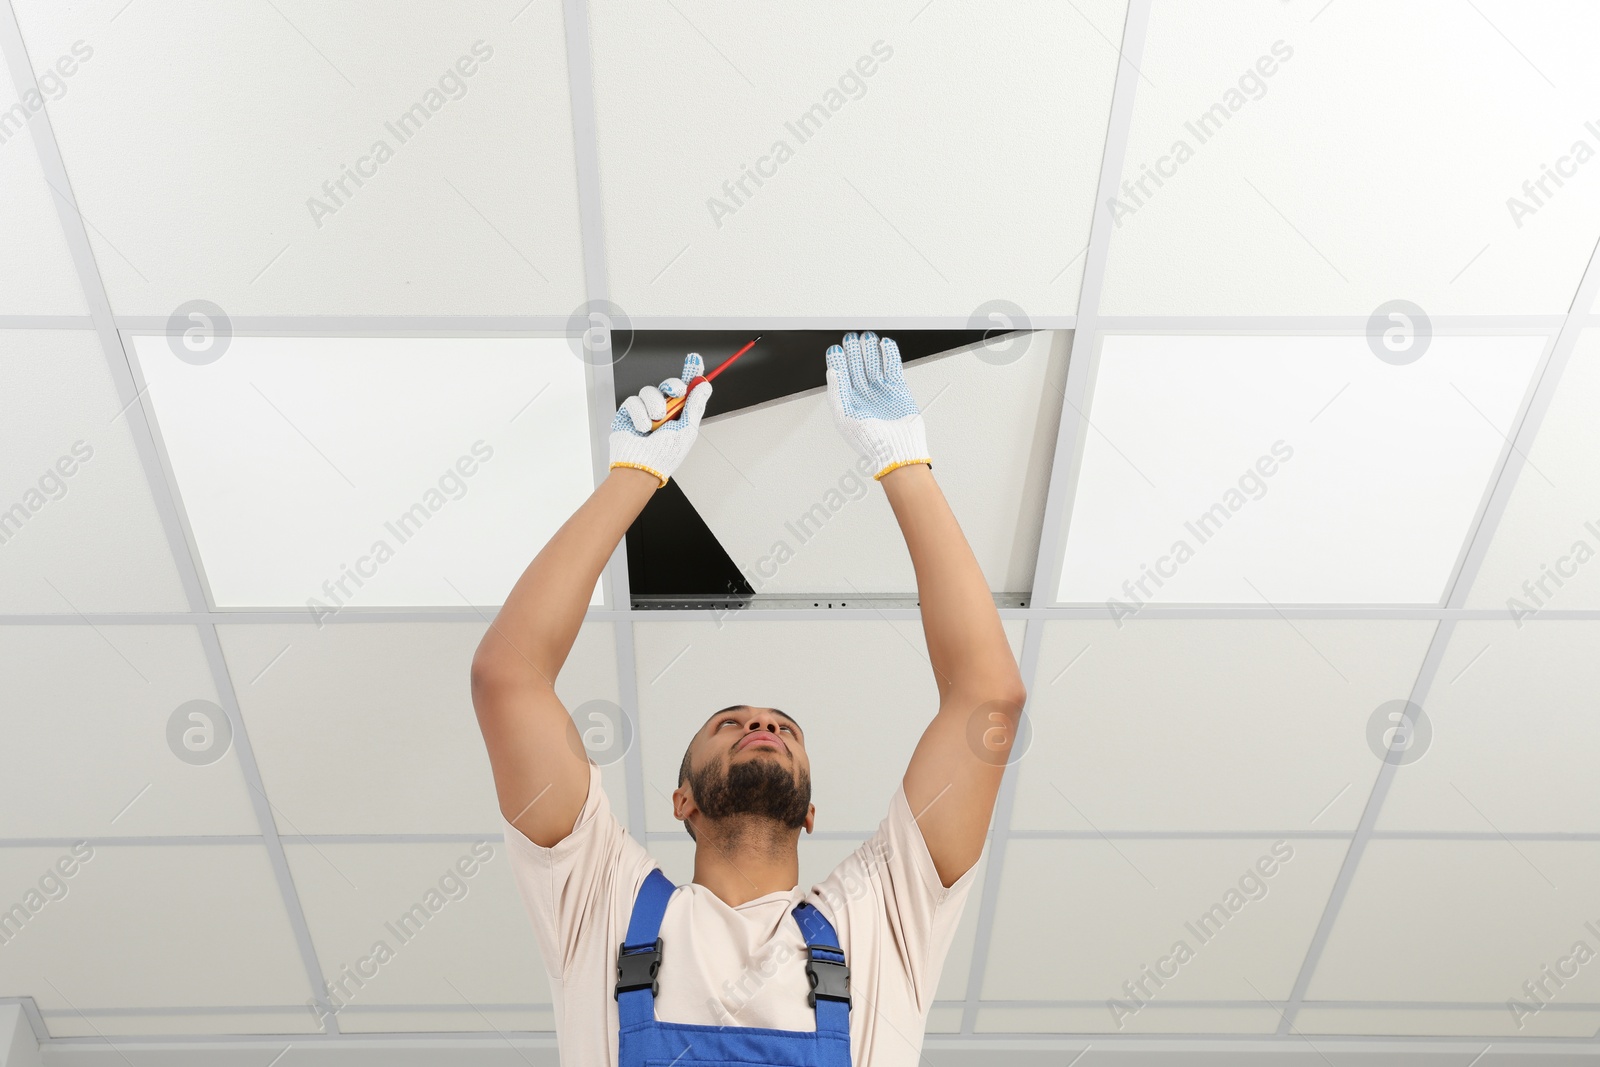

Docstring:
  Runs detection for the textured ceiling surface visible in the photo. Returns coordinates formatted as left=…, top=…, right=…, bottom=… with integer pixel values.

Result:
left=3, top=0, right=1600, bottom=1063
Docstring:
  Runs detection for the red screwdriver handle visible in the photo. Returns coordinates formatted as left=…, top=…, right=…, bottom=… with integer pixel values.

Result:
left=646, top=336, right=758, bottom=431
left=651, top=375, right=709, bottom=429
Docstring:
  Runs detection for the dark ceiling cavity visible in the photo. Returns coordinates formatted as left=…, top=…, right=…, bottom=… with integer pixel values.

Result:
left=620, top=330, right=1010, bottom=604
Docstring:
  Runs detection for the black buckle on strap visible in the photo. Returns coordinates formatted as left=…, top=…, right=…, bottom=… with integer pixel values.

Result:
left=615, top=937, right=662, bottom=1000
left=805, top=943, right=850, bottom=1008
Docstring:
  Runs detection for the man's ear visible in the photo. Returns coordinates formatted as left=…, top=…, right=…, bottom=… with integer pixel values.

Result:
left=673, top=783, right=698, bottom=824
left=803, top=803, right=816, bottom=834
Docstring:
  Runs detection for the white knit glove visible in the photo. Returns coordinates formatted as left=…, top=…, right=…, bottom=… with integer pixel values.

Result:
left=608, top=352, right=713, bottom=488
left=823, top=331, right=931, bottom=480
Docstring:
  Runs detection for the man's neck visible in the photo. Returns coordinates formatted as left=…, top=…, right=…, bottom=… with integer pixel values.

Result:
left=691, top=818, right=803, bottom=907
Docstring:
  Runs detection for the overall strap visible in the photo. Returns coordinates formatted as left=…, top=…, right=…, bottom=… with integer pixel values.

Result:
left=616, top=867, right=675, bottom=1027
left=792, top=899, right=851, bottom=1036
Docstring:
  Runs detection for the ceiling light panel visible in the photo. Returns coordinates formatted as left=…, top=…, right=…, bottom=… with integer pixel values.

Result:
left=1012, top=620, right=1434, bottom=833
left=672, top=332, right=1068, bottom=595
left=0, top=330, right=187, bottom=612
left=633, top=618, right=1026, bottom=835
left=1305, top=840, right=1600, bottom=1004
left=1100, top=0, right=1600, bottom=315
left=1378, top=621, right=1600, bottom=834
left=983, top=838, right=1347, bottom=1002
left=1055, top=334, right=1545, bottom=605
left=0, top=626, right=258, bottom=838
left=1468, top=329, right=1600, bottom=610
left=0, top=845, right=313, bottom=1016
left=130, top=334, right=599, bottom=610
left=586, top=1, right=1125, bottom=317
left=9, top=0, right=584, bottom=316
left=0, top=49, right=86, bottom=315
left=218, top=621, right=621, bottom=836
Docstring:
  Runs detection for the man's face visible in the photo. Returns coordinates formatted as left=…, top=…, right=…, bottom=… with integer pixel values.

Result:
left=684, top=706, right=811, bottom=833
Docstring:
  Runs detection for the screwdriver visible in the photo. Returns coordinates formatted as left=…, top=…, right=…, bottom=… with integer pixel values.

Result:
left=649, top=336, right=761, bottom=430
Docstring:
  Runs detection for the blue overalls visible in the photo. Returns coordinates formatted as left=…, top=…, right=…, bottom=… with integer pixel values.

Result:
left=615, top=867, right=853, bottom=1067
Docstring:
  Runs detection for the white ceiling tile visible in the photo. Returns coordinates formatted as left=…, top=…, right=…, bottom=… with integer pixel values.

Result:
left=1100, top=0, right=1600, bottom=315
left=10, top=0, right=584, bottom=316
left=285, top=841, right=551, bottom=1014
left=924, top=1004, right=963, bottom=1033
left=131, top=335, right=600, bottom=610
left=0, top=844, right=310, bottom=1009
left=219, top=621, right=620, bottom=836
left=0, top=48, right=86, bottom=315
left=0, top=330, right=188, bottom=612
left=1294, top=1006, right=1600, bottom=1039
left=1379, top=621, right=1600, bottom=833
left=974, top=1005, right=1280, bottom=1035
left=1468, top=329, right=1600, bottom=610
left=42, top=1011, right=319, bottom=1038
left=589, top=2, right=1123, bottom=317
left=1307, top=841, right=1600, bottom=1002
left=983, top=839, right=1346, bottom=1002
left=1013, top=620, right=1433, bottom=833
left=1057, top=334, right=1544, bottom=604
left=335, top=1007, right=554, bottom=1034
left=0, top=626, right=258, bottom=837
left=674, top=332, right=1068, bottom=595
left=635, top=619, right=1026, bottom=834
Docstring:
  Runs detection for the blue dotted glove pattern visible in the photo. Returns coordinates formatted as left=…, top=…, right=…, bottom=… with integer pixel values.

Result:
left=608, top=351, right=712, bottom=486
left=822, top=331, right=931, bottom=479
left=611, top=352, right=706, bottom=437
left=823, top=332, right=919, bottom=421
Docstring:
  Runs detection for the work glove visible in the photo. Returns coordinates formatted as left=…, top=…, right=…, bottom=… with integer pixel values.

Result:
left=823, top=331, right=931, bottom=480
left=608, top=353, right=713, bottom=488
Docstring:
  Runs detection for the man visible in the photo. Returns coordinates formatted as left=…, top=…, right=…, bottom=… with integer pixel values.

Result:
left=471, top=332, right=1027, bottom=1067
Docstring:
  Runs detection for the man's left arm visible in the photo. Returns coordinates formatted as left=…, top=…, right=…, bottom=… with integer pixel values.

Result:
left=884, top=462, right=1027, bottom=888
left=823, top=332, right=1028, bottom=890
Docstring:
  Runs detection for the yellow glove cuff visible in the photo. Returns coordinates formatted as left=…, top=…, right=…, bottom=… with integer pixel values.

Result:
left=610, top=461, right=668, bottom=488
left=874, top=458, right=933, bottom=481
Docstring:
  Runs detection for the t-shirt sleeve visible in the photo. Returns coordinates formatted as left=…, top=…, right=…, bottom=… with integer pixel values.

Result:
left=499, top=760, right=655, bottom=981
left=815, top=780, right=983, bottom=1014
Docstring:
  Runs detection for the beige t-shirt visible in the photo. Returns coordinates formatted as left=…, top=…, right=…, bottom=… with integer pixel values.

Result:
left=501, top=760, right=979, bottom=1067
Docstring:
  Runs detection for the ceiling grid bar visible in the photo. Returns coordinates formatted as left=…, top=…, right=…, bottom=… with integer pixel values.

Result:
left=17, top=826, right=1600, bottom=851
left=558, top=0, right=648, bottom=840
left=1275, top=232, right=1600, bottom=1035
left=21, top=1025, right=1600, bottom=1055
left=1093, top=315, right=1567, bottom=332
left=957, top=0, right=1154, bottom=1037
left=15, top=995, right=1600, bottom=1017
left=14, top=605, right=1600, bottom=626
left=6, top=312, right=1568, bottom=333
left=1428, top=332, right=1563, bottom=617
left=0, top=0, right=341, bottom=1034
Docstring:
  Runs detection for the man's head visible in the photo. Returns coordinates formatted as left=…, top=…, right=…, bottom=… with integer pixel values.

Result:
left=673, top=705, right=814, bottom=845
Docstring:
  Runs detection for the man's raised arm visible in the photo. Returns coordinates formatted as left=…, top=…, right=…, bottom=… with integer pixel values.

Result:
left=471, top=355, right=712, bottom=848
left=822, top=332, right=1028, bottom=888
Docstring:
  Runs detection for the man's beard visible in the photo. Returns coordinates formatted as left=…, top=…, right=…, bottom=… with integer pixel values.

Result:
left=691, top=748, right=810, bottom=831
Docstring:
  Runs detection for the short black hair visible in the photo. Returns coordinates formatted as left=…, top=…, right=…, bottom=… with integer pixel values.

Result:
left=678, top=705, right=802, bottom=842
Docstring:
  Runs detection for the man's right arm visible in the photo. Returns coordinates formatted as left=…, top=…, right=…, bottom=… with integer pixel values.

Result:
left=470, top=466, right=659, bottom=848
